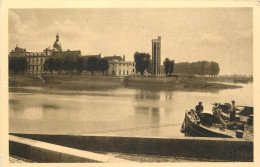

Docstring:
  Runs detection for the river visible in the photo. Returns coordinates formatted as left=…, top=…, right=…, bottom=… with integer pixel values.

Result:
left=9, top=83, right=253, bottom=137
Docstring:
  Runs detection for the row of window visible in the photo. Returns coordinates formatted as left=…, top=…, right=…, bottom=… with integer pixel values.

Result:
left=29, top=65, right=43, bottom=72
left=112, top=69, right=135, bottom=75
left=28, top=58, right=44, bottom=64
left=111, top=63, right=135, bottom=67
left=25, top=53, right=46, bottom=57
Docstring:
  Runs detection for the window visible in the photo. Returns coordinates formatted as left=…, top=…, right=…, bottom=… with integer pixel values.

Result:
left=127, top=71, right=129, bottom=75
left=123, top=70, right=125, bottom=75
left=112, top=70, right=115, bottom=75
left=119, top=70, right=121, bottom=75
left=133, top=69, right=134, bottom=72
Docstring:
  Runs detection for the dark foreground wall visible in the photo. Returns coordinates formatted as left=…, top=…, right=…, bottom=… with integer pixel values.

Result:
left=10, top=133, right=253, bottom=162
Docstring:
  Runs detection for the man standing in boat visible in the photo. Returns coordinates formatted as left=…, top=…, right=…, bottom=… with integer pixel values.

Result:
left=195, top=102, right=204, bottom=117
left=229, top=100, right=239, bottom=121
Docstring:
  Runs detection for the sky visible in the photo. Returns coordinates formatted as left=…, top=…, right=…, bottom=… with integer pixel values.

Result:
left=9, top=8, right=253, bottom=75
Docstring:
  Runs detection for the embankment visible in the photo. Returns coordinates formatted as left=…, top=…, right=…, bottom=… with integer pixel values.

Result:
left=10, top=133, right=253, bottom=162
left=9, top=75, right=124, bottom=90
left=9, top=75, right=242, bottom=90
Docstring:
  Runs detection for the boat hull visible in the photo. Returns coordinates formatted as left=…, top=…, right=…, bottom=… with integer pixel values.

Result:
left=183, top=111, right=232, bottom=138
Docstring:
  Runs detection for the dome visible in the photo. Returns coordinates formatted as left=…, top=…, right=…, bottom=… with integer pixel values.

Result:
left=53, top=41, right=62, bottom=51
left=53, top=32, right=62, bottom=51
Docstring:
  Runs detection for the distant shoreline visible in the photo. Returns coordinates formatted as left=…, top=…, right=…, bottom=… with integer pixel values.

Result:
left=8, top=74, right=244, bottom=91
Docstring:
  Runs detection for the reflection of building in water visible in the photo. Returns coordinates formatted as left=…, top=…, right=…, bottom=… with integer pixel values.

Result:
left=152, top=36, right=161, bottom=75
left=135, top=93, right=160, bottom=100
left=104, top=55, right=135, bottom=76
left=9, top=33, right=81, bottom=74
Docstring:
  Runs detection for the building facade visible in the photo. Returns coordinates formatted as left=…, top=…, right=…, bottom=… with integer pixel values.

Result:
left=9, top=33, right=81, bottom=74
left=105, top=55, right=135, bottom=76
left=152, top=36, right=161, bottom=75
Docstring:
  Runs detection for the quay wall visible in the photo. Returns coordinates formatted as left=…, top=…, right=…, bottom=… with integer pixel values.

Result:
left=9, top=135, right=130, bottom=163
left=10, top=133, right=253, bottom=162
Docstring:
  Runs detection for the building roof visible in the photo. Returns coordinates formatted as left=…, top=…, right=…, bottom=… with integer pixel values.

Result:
left=82, top=54, right=101, bottom=59
left=104, top=55, right=123, bottom=61
left=52, top=50, right=82, bottom=58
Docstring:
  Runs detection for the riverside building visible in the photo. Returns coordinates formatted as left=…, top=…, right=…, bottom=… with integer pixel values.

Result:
left=9, top=33, right=81, bottom=74
left=104, top=55, right=135, bottom=76
left=152, top=36, right=161, bottom=75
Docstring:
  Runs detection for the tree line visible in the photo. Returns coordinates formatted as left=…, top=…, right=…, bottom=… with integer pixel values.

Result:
left=8, top=56, right=109, bottom=75
left=44, top=56, right=109, bottom=75
left=174, top=61, right=220, bottom=76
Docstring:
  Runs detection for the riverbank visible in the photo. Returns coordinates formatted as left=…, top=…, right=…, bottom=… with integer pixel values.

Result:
left=9, top=75, right=242, bottom=90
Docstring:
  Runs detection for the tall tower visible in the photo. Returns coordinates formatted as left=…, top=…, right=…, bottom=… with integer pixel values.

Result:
left=152, top=36, right=161, bottom=75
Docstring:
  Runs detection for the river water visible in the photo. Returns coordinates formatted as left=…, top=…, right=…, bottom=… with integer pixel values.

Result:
left=9, top=83, right=253, bottom=137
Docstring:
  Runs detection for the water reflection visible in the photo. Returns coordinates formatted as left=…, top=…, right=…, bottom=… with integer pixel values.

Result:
left=135, top=93, right=173, bottom=100
left=135, top=94, right=160, bottom=100
left=9, top=83, right=253, bottom=137
left=42, top=104, right=59, bottom=110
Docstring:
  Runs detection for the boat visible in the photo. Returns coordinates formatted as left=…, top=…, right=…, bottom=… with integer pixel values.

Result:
left=213, top=103, right=253, bottom=124
left=180, top=109, right=243, bottom=138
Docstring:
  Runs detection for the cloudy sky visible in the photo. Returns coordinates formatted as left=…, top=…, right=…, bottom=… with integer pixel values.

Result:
left=9, top=8, right=252, bottom=75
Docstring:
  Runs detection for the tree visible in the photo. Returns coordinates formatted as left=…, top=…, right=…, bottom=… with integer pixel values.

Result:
left=75, top=57, right=85, bottom=75
left=134, top=52, right=150, bottom=76
left=9, top=57, right=28, bottom=74
left=163, top=58, right=170, bottom=77
left=210, top=62, right=220, bottom=77
left=99, top=58, right=110, bottom=75
left=86, top=57, right=99, bottom=76
left=62, top=56, right=75, bottom=75
left=44, top=57, right=56, bottom=74
left=169, top=60, right=175, bottom=76
left=53, top=57, right=62, bottom=73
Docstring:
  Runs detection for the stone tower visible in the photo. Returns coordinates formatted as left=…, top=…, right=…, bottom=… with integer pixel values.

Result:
left=152, top=36, right=161, bottom=75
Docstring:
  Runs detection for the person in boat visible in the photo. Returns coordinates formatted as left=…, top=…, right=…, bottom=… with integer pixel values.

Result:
left=212, top=103, right=219, bottom=118
left=229, top=100, right=240, bottom=121
left=195, top=102, right=204, bottom=117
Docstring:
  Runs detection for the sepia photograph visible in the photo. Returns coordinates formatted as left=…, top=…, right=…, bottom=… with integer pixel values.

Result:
left=1, top=0, right=259, bottom=165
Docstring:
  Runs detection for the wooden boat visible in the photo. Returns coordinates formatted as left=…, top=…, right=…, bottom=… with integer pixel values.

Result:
left=180, top=109, right=240, bottom=138
left=213, top=103, right=253, bottom=125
